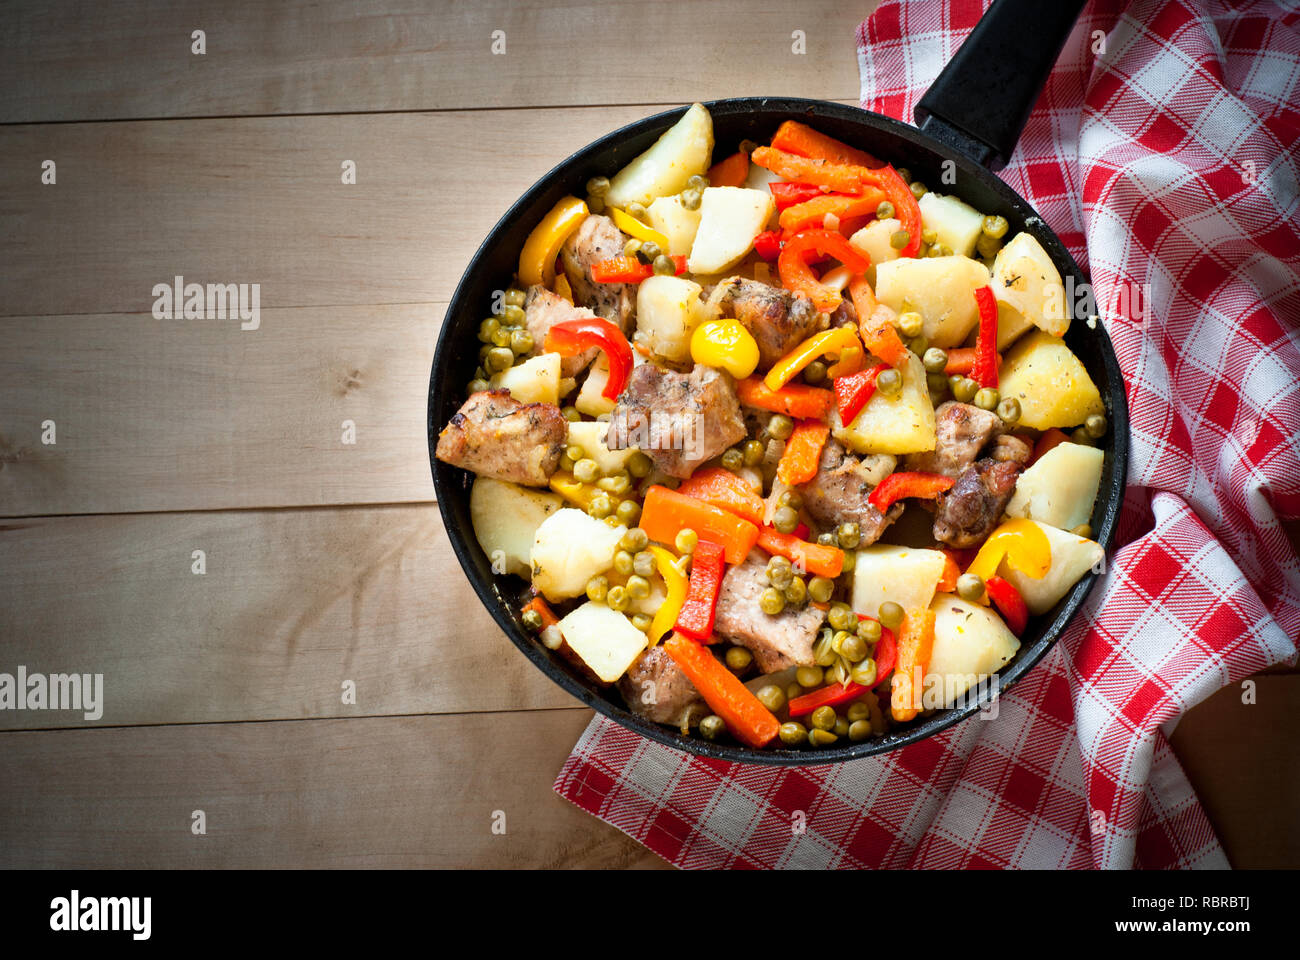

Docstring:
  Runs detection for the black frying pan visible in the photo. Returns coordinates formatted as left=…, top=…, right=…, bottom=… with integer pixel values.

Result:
left=428, top=0, right=1126, bottom=765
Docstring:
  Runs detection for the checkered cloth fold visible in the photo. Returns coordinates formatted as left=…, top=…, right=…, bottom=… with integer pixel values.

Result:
left=555, top=0, right=1300, bottom=868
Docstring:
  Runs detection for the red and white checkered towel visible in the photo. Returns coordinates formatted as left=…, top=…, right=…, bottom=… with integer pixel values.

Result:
left=555, top=0, right=1300, bottom=869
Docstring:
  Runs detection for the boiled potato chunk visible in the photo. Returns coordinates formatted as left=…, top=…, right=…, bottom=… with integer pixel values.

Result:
left=566, top=419, right=637, bottom=475
left=874, top=256, right=991, bottom=348
left=848, top=217, right=903, bottom=276
left=575, top=357, right=616, bottom=417
left=1006, top=442, right=1103, bottom=532
left=556, top=601, right=648, bottom=683
left=605, top=102, right=714, bottom=209
left=646, top=195, right=703, bottom=257
left=832, top=351, right=935, bottom=455
left=530, top=508, right=625, bottom=602
left=852, top=545, right=947, bottom=616
left=635, top=275, right=710, bottom=364
left=996, top=520, right=1104, bottom=615
left=998, top=330, right=1104, bottom=430
left=918, top=192, right=985, bottom=257
left=925, top=595, right=1020, bottom=707
left=470, top=477, right=564, bottom=577
left=687, top=186, right=776, bottom=274
left=489, top=352, right=561, bottom=405
left=991, top=232, right=1070, bottom=338
left=996, top=298, right=1034, bottom=351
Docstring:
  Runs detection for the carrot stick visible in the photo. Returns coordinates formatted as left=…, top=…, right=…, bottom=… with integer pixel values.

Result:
left=664, top=633, right=780, bottom=748
left=640, top=485, right=759, bottom=565
left=859, top=317, right=909, bottom=369
left=936, top=551, right=962, bottom=594
left=707, top=149, right=750, bottom=188
left=736, top=377, right=834, bottom=420
left=848, top=274, right=878, bottom=317
left=675, top=467, right=766, bottom=525
left=890, top=607, right=936, bottom=722
left=751, top=146, right=876, bottom=194
left=776, top=419, right=829, bottom=486
left=523, top=595, right=559, bottom=628
left=771, top=120, right=882, bottom=169
left=944, top=346, right=1002, bottom=376
left=756, top=526, right=844, bottom=579
left=778, top=189, right=885, bottom=234
left=1030, top=428, right=1071, bottom=465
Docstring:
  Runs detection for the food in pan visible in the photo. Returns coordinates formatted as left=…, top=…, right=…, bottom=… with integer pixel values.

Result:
left=436, top=104, right=1108, bottom=749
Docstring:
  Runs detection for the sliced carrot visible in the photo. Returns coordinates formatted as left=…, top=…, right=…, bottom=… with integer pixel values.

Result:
left=1030, top=428, right=1072, bottom=465
left=848, top=274, right=879, bottom=317
left=736, top=377, right=834, bottom=420
left=944, top=346, right=1002, bottom=376
left=776, top=419, right=830, bottom=486
left=890, top=607, right=936, bottom=722
left=756, top=526, right=844, bottom=579
left=937, top=551, right=962, bottom=594
left=640, top=485, right=758, bottom=565
left=676, top=467, right=766, bottom=525
left=522, top=595, right=559, bottom=628
left=664, top=633, right=780, bottom=748
left=751, top=146, right=876, bottom=194
left=778, top=189, right=886, bottom=234
left=707, top=149, right=750, bottom=188
left=858, top=314, right=909, bottom=369
left=770, top=120, right=882, bottom=169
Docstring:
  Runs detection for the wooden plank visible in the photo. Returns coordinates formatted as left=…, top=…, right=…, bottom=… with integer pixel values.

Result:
left=0, top=0, right=867, bottom=124
left=0, top=506, right=580, bottom=729
left=1, top=304, right=442, bottom=514
left=0, top=709, right=671, bottom=868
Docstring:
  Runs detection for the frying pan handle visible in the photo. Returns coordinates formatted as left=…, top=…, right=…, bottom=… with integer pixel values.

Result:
left=913, top=0, right=1087, bottom=171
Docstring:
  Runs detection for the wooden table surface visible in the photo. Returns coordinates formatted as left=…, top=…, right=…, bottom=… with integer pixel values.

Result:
left=1, top=0, right=1294, bottom=869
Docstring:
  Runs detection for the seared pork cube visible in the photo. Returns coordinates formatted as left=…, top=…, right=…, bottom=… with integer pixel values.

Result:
left=435, top=390, right=567, bottom=486
left=617, top=646, right=707, bottom=729
left=932, top=458, right=1021, bottom=547
left=709, top=277, right=828, bottom=368
left=605, top=364, right=746, bottom=479
left=561, top=214, right=635, bottom=331
left=801, top=439, right=902, bottom=545
left=522, top=285, right=600, bottom=378
left=904, top=401, right=1001, bottom=478
left=713, top=551, right=826, bottom=672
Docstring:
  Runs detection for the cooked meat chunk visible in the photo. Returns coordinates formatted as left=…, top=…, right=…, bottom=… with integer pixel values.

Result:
left=605, top=363, right=746, bottom=478
left=709, top=277, right=827, bottom=367
left=435, top=390, right=566, bottom=486
left=561, top=214, right=635, bottom=331
left=990, top=433, right=1032, bottom=464
left=904, top=401, right=1001, bottom=478
left=713, top=551, right=827, bottom=671
left=932, top=458, right=1021, bottom=547
left=522, top=285, right=600, bottom=378
left=617, top=646, right=707, bottom=729
left=801, top=439, right=902, bottom=545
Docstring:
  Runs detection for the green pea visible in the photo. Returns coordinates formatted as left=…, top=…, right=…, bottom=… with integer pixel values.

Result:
left=779, top=489, right=803, bottom=511
left=923, top=347, right=949, bottom=373
left=840, top=550, right=855, bottom=573
left=760, top=587, right=786, bottom=616
left=976, top=233, right=1003, bottom=260
left=849, top=657, right=877, bottom=685
left=896, top=167, right=912, bottom=184
left=606, top=585, right=629, bottom=612
left=502, top=304, right=526, bottom=325
left=773, top=505, right=799, bottom=534
left=699, top=714, right=726, bottom=740
left=908, top=335, right=929, bottom=355
left=795, top=665, right=824, bottom=688
left=997, top=397, right=1021, bottom=423
left=638, top=240, right=661, bottom=263
left=724, top=646, right=753, bottom=671
left=652, top=254, right=676, bottom=276
left=625, top=575, right=650, bottom=600
left=466, top=378, right=490, bottom=397
left=485, top=346, right=515, bottom=373
left=1085, top=413, right=1108, bottom=438
left=982, top=215, right=1009, bottom=239
left=572, top=458, right=599, bottom=483
left=778, top=722, right=808, bottom=746
left=619, top=528, right=648, bottom=554
left=837, top=522, right=861, bottom=550
left=974, top=387, right=1000, bottom=411
left=768, top=414, right=794, bottom=440
left=479, top=317, right=501, bottom=343
left=876, top=200, right=895, bottom=220
left=910, top=181, right=928, bottom=199
left=626, top=201, right=647, bottom=220
left=809, top=705, right=836, bottom=731
left=846, top=701, right=871, bottom=723
left=890, top=229, right=911, bottom=250
left=623, top=238, right=643, bottom=258
left=921, top=228, right=939, bottom=245
left=784, top=576, right=807, bottom=606
left=840, top=635, right=868, bottom=662
left=828, top=603, right=855, bottom=632
left=849, top=719, right=872, bottom=741
left=808, top=576, right=835, bottom=604
left=587, top=495, right=614, bottom=519
left=631, top=613, right=652, bottom=632
left=952, top=376, right=978, bottom=403
left=491, top=326, right=513, bottom=348
left=857, top=617, right=881, bottom=642
left=833, top=717, right=851, bottom=737
left=878, top=601, right=904, bottom=630
left=896, top=311, right=923, bottom=339
left=627, top=451, right=653, bottom=478
left=615, top=500, right=641, bottom=525
left=721, top=448, right=744, bottom=472
left=681, top=188, right=702, bottom=211
left=766, top=555, right=793, bottom=587
left=742, top=439, right=765, bottom=467
left=632, top=550, right=655, bottom=578
left=785, top=682, right=804, bottom=704
left=817, top=531, right=838, bottom=547
left=756, top=685, right=786, bottom=712
left=808, top=729, right=838, bottom=747
left=686, top=174, right=709, bottom=191
left=509, top=328, right=534, bottom=355
left=521, top=609, right=543, bottom=631
left=803, top=360, right=827, bottom=384
left=927, top=372, right=950, bottom=397
left=674, top=527, right=698, bottom=555
left=956, top=573, right=985, bottom=603
left=1071, top=427, right=1094, bottom=446
left=586, top=575, right=609, bottom=603
left=586, top=176, right=610, bottom=197
left=612, top=550, right=634, bottom=577
left=876, top=368, right=902, bottom=397
left=597, top=473, right=631, bottom=496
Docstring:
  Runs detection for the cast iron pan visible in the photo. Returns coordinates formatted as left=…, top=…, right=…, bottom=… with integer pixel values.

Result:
left=429, top=0, right=1126, bottom=765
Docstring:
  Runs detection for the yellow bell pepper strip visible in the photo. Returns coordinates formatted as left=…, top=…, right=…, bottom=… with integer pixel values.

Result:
left=554, top=273, right=574, bottom=303
left=690, top=317, right=760, bottom=379
left=890, top=607, right=936, bottom=722
left=824, top=329, right=864, bottom=379
left=609, top=206, right=671, bottom=251
left=764, top=324, right=862, bottom=391
left=549, top=471, right=623, bottom=510
left=965, top=517, right=1052, bottom=583
left=777, top=229, right=871, bottom=313
left=519, top=196, right=588, bottom=288
left=647, top=545, right=688, bottom=645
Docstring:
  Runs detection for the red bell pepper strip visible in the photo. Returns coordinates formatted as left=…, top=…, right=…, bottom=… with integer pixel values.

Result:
left=985, top=575, right=1029, bottom=635
left=777, top=229, right=870, bottom=313
left=858, top=164, right=921, bottom=258
left=970, top=285, right=1000, bottom=388
left=673, top=539, right=727, bottom=640
left=833, top=362, right=888, bottom=426
left=787, top=681, right=866, bottom=717
left=589, top=254, right=687, bottom=284
left=544, top=317, right=633, bottom=401
left=756, top=526, right=844, bottom=578
left=867, top=471, right=955, bottom=513
left=769, top=181, right=826, bottom=210
left=753, top=229, right=784, bottom=261
left=663, top=634, right=780, bottom=748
